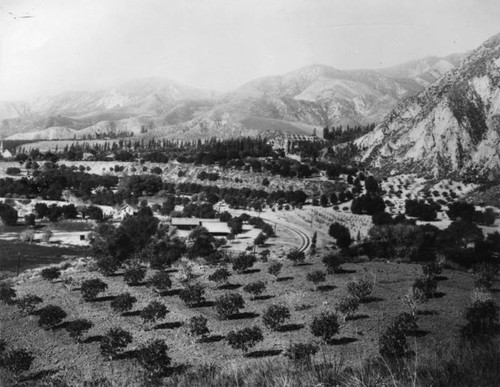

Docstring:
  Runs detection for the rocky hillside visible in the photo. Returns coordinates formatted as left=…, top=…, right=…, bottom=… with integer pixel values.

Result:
left=356, top=33, right=500, bottom=178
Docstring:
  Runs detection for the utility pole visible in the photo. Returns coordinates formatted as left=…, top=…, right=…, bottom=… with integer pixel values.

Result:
left=17, top=252, right=21, bottom=276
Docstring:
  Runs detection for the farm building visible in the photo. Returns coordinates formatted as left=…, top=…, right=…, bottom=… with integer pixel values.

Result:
left=171, top=218, right=231, bottom=236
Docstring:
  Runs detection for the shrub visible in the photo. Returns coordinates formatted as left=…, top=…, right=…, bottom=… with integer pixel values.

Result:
left=262, top=304, right=290, bottom=331
left=2, top=348, right=34, bottom=375
left=40, top=267, right=61, bottom=282
left=208, top=268, right=231, bottom=286
left=38, top=305, right=67, bottom=329
left=16, top=294, right=43, bottom=316
left=141, top=301, right=168, bottom=326
left=393, top=312, right=418, bottom=335
left=422, top=262, right=442, bottom=278
left=65, top=319, right=93, bottom=342
left=123, top=265, right=146, bottom=285
left=310, top=312, right=340, bottom=343
left=284, top=343, right=318, bottom=363
left=110, top=293, right=137, bottom=315
left=347, top=276, right=374, bottom=302
left=461, top=300, right=499, bottom=339
left=81, top=278, right=108, bottom=301
left=267, top=261, right=283, bottom=279
left=148, top=270, right=172, bottom=293
left=322, top=252, right=344, bottom=274
left=335, top=296, right=360, bottom=322
left=306, top=270, right=326, bottom=290
left=179, top=283, right=205, bottom=307
left=100, top=328, right=133, bottom=360
left=0, top=283, right=16, bottom=304
left=379, top=324, right=408, bottom=359
left=232, top=254, right=257, bottom=273
left=412, top=276, right=437, bottom=299
left=226, top=326, right=263, bottom=354
left=137, top=340, right=171, bottom=377
left=188, top=315, right=210, bottom=340
left=287, top=249, right=305, bottom=265
left=96, top=257, right=120, bottom=276
left=243, top=281, right=266, bottom=300
left=214, top=293, right=245, bottom=319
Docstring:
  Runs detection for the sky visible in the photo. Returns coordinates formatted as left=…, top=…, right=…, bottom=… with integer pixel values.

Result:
left=1, top=0, right=500, bottom=101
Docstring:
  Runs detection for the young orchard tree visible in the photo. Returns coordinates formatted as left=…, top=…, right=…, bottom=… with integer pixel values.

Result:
left=310, top=312, right=340, bottom=344
left=226, top=326, right=263, bottom=355
left=267, top=261, right=283, bottom=280
left=148, top=270, right=172, bottom=294
left=16, top=294, right=42, bottom=316
left=259, top=249, right=271, bottom=262
left=110, top=293, right=137, bottom=315
left=123, top=264, right=146, bottom=285
left=335, top=296, right=360, bottom=322
left=412, top=276, right=437, bottom=300
left=2, top=348, right=35, bottom=378
left=214, top=293, right=245, bottom=320
left=287, top=249, right=305, bottom=266
left=347, top=276, right=375, bottom=302
left=254, top=232, right=268, bottom=247
left=379, top=323, right=408, bottom=359
left=306, top=271, right=326, bottom=291
left=243, top=281, right=267, bottom=300
left=81, top=278, right=108, bottom=301
left=137, top=340, right=171, bottom=378
left=0, top=283, right=16, bottom=305
left=322, top=252, right=344, bottom=274
left=232, top=254, right=257, bottom=274
left=141, top=301, right=168, bottom=327
left=40, top=267, right=61, bottom=282
left=188, top=315, right=210, bottom=341
left=100, top=327, right=133, bottom=360
left=38, top=305, right=67, bottom=329
left=262, top=304, right=291, bottom=331
left=65, top=319, right=93, bottom=342
left=96, top=256, right=121, bottom=277
left=392, top=312, right=418, bottom=335
left=208, top=268, right=231, bottom=287
left=284, top=343, right=318, bottom=364
left=402, top=287, right=427, bottom=316
left=179, top=283, right=206, bottom=307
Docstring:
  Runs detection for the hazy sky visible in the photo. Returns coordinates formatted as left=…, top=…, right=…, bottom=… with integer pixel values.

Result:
left=1, top=0, right=500, bottom=101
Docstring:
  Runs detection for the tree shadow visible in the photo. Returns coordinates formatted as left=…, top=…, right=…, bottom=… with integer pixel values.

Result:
left=161, top=289, right=181, bottom=296
left=254, top=295, right=275, bottom=301
left=116, top=349, right=139, bottom=360
left=128, top=282, right=148, bottom=287
left=91, top=295, right=117, bottom=302
left=318, top=285, right=336, bottom=292
left=347, top=314, right=369, bottom=321
left=408, top=329, right=429, bottom=338
left=361, top=296, right=384, bottom=304
left=154, top=321, right=183, bottom=330
left=278, top=323, right=304, bottom=332
left=196, top=300, right=215, bottom=308
left=246, top=349, right=282, bottom=358
left=228, top=312, right=260, bottom=320
left=243, top=269, right=261, bottom=274
left=219, top=283, right=242, bottom=290
left=200, top=334, right=225, bottom=343
left=107, top=272, right=124, bottom=277
left=20, top=368, right=59, bottom=383
left=277, top=276, right=294, bottom=282
left=122, top=310, right=141, bottom=317
left=164, top=268, right=179, bottom=274
left=335, top=268, right=356, bottom=274
left=435, top=275, right=448, bottom=281
left=328, top=337, right=358, bottom=345
left=432, top=292, right=446, bottom=299
left=491, top=288, right=500, bottom=294
left=295, top=263, right=312, bottom=267
left=417, top=310, right=439, bottom=316
left=83, top=335, right=103, bottom=343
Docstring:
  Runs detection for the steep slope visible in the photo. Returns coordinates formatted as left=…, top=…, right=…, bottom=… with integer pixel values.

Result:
left=356, top=33, right=500, bottom=178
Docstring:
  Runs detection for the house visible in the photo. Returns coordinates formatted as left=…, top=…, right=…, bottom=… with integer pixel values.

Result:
left=0, top=139, right=13, bottom=158
left=171, top=218, right=230, bottom=236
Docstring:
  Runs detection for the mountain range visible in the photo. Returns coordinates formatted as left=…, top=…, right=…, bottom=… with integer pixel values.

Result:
left=1, top=53, right=463, bottom=141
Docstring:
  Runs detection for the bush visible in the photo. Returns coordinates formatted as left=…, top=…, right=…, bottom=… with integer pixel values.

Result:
left=110, top=292, right=137, bottom=314
left=267, top=261, right=283, bottom=279
left=214, top=293, right=245, bottom=319
left=287, top=249, right=306, bottom=265
left=96, top=257, right=120, bottom=276
left=347, top=276, right=374, bottom=301
left=243, top=281, right=266, bottom=300
left=81, top=278, right=108, bottom=301
left=100, top=328, right=133, bottom=360
left=141, top=301, right=168, bottom=325
left=38, top=305, right=67, bottom=329
left=65, top=319, right=93, bottom=342
left=393, top=312, right=418, bottom=335
left=16, top=294, right=43, bottom=316
left=179, top=283, right=205, bottom=307
left=461, top=300, right=499, bottom=339
left=208, top=268, right=231, bottom=286
left=123, top=264, right=146, bottom=285
left=262, top=304, right=290, bottom=331
left=0, top=284, right=16, bottom=305
left=284, top=342, right=318, bottom=363
left=412, top=276, right=437, bottom=299
left=40, top=267, right=61, bottom=282
left=137, top=340, right=171, bottom=377
left=379, top=324, right=408, bottom=359
left=2, top=348, right=34, bottom=375
left=188, top=315, right=210, bottom=340
left=322, top=252, right=344, bottom=274
left=335, top=296, right=360, bottom=322
left=148, top=270, right=172, bottom=293
left=310, top=312, right=340, bottom=343
left=226, top=326, right=263, bottom=354
left=306, top=271, right=326, bottom=290
left=232, top=254, right=257, bottom=273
